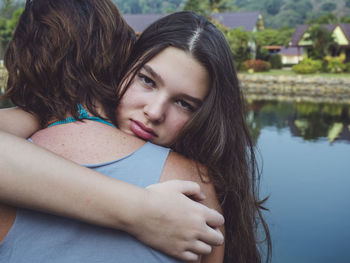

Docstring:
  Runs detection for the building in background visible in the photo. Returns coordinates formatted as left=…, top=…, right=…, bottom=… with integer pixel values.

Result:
left=290, top=24, right=350, bottom=61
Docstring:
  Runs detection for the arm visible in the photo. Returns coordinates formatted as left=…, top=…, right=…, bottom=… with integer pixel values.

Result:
left=0, top=107, right=40, bottom=137
left=0, top=131, right=224, bottom=261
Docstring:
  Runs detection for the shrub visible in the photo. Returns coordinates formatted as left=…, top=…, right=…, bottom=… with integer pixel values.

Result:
left=244, top=59, right=271, bottom=72
left=325, top=57, right=346, bottom=73
left=238, top=61, right=247, bottom=72
left=292, top=58, right=322, bottom=74
left=320, top=60, right=329, bottom=72
left=345, top=63, right=350, bottom=73
left=292, top=64, right=318, bottom=74
left=256, top=47, right=269, bottom=61
left=269, top=54, right=282, bottom=69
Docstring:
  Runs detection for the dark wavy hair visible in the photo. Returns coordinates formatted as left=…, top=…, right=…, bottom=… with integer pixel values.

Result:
left=3, top=0, right=135, bottom=126
left=119, top=11, right=271, bottom=263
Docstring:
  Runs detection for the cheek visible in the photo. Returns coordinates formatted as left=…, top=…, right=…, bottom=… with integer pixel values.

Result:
left=119, top=86, right=146, bottom=112
left=166, top=114, right=190, bottom=140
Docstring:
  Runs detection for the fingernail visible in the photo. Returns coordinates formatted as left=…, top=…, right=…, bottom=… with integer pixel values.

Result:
left=219, top=231, right=224, bottom=243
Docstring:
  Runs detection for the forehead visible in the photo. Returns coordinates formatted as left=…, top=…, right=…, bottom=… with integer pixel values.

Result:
left=144, top=47, right=210, bottom=99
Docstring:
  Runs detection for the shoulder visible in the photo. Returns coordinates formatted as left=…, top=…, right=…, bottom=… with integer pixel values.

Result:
left=160, top=151, right=222, bottom=218
left=160, top=151, right=225, bottom=262
left=31, top=121, right=146, bottom=163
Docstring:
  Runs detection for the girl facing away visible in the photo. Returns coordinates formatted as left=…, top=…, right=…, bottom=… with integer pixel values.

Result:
left=0, top=0, right=225, bottom=261
left=0, top=1, right=271, bottom=262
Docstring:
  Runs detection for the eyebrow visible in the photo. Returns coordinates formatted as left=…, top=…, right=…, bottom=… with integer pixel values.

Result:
left=180, top=94, right=204, bottom=107
left=142, top=64, right=204, bottom=107
left=142, top=64, right=165, bottom=86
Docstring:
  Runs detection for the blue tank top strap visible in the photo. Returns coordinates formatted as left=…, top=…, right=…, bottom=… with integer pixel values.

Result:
left=47, top=104, right=116, bottom=128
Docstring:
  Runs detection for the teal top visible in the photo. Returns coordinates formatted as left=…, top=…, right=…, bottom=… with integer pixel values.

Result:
left=48, top=104, right=116, bottom=128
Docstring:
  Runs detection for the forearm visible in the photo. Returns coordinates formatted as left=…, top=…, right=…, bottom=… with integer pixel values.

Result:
left=0, top=130, right=142, bottom=230
left=0, top=131, right=224, bottom=260
left=0, top=107, right=40, bottom=138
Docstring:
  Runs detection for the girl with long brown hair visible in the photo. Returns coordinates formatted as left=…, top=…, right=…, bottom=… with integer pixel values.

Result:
left=0, top=2, right=271, bottom=262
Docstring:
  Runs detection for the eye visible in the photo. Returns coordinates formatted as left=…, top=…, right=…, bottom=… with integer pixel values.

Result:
left=176, top=100, right=195, bottom=112
left=138, top=73, right=155, bottom=88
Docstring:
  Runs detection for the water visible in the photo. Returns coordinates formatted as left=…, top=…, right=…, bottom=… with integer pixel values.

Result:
left=1, top=99, right=349, bottom=262
left=247, top=101, right=350, bottom=263
left=0, top=98, right=12, bottom=108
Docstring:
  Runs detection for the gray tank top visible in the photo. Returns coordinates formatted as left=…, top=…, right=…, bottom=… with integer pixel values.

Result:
left=0, top=142, right=182, bottom=263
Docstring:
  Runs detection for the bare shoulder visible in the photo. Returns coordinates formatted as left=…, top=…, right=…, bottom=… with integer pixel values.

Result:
left=31, top=121, right=145, bottom=164
left=160, top=151, right=222, bottom=214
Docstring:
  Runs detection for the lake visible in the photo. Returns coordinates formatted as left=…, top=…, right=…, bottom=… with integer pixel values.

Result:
left=1, top=99, right=349, bottom=262
left=246, top=100, right=350, bottom=263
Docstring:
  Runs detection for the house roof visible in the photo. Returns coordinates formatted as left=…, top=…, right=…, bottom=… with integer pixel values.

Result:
left=290, top=25, right=309, bottom=46
left=290, top=24, right=350, bottom=46
left=340, top=24, right=350, bottom=43
left=279, top=47, right=302, bottom=56
left=211, top=11, right=261, bottom=31
left=123, top=11, right=262, bottom=33
left=263, top=45, right=282, bottom=50
left=123, top=14, right=165, bottom=33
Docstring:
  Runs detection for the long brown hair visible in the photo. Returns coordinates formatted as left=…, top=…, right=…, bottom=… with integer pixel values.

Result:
left=119, top=12, right=271, bottom=263
left=3, top=0, right=135, bottom=126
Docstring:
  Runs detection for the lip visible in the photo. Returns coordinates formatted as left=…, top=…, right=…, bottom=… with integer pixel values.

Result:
left=130, top=120, right=157, bottom=140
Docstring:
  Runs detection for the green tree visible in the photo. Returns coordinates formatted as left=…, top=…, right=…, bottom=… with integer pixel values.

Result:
left=254, top=28, right=294, bottom=47
left=115, top=0, right=142, bottom=13
left=0, top=0, right=23, bottom=19
left=114, top=0, right=184, bottom=14
left=266, top=0, right=282, bottom=15
left=346, top=0, right=350, bottom=8
left=307, top=13, right=338, bottom=24
left=320, top=2, right=337, bottom=12
left=225, top=27, right=251, bottom=70
left=307, top=13, right=350, bottom=24
left=340, top=16, right=350, bottom=23
left=183, top=0, right=207, bottom=15
left=183, top=0, right=236, bottom=15
left=305, top=24, right=337, bottom=60
left=207, top=0, right=236, bottom=13
left=0, top=7, right=23, bottom=57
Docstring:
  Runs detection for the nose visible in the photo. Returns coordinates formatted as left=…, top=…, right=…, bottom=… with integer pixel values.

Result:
left=144, top=96, right=167, bottom=123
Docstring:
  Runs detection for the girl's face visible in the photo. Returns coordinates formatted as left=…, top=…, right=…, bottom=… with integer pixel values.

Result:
left=117, top=47, right=210, bottom=146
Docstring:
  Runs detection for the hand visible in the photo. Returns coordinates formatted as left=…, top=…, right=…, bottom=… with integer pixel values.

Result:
left=129, top=180, right=225, bottom=262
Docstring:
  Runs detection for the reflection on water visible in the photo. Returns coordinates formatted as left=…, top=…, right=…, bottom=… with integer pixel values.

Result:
left=0, top=98, right=12, bottom=109
left=258, top=128, right=350, bottom=263
left=248, top=101, right=350, bottom=263
left=247, top=100, right=350, bottom=143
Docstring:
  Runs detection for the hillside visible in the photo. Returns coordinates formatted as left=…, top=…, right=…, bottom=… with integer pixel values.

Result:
left=114, top=0, right=350, bottom=28
left=236, top=0, right=350, bottom=28
left=8, top=0, right=350, bottom=29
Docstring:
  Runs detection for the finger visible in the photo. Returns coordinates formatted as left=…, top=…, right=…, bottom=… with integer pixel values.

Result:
left=188, top=240, right=212, bottom=255
left=198, top=226, right=224, bottom=246
left=171, top=180, right=206, bottom=201
left=180, top=251, right=199, bottom=262
left=202, top=206, right=225, bottom=227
